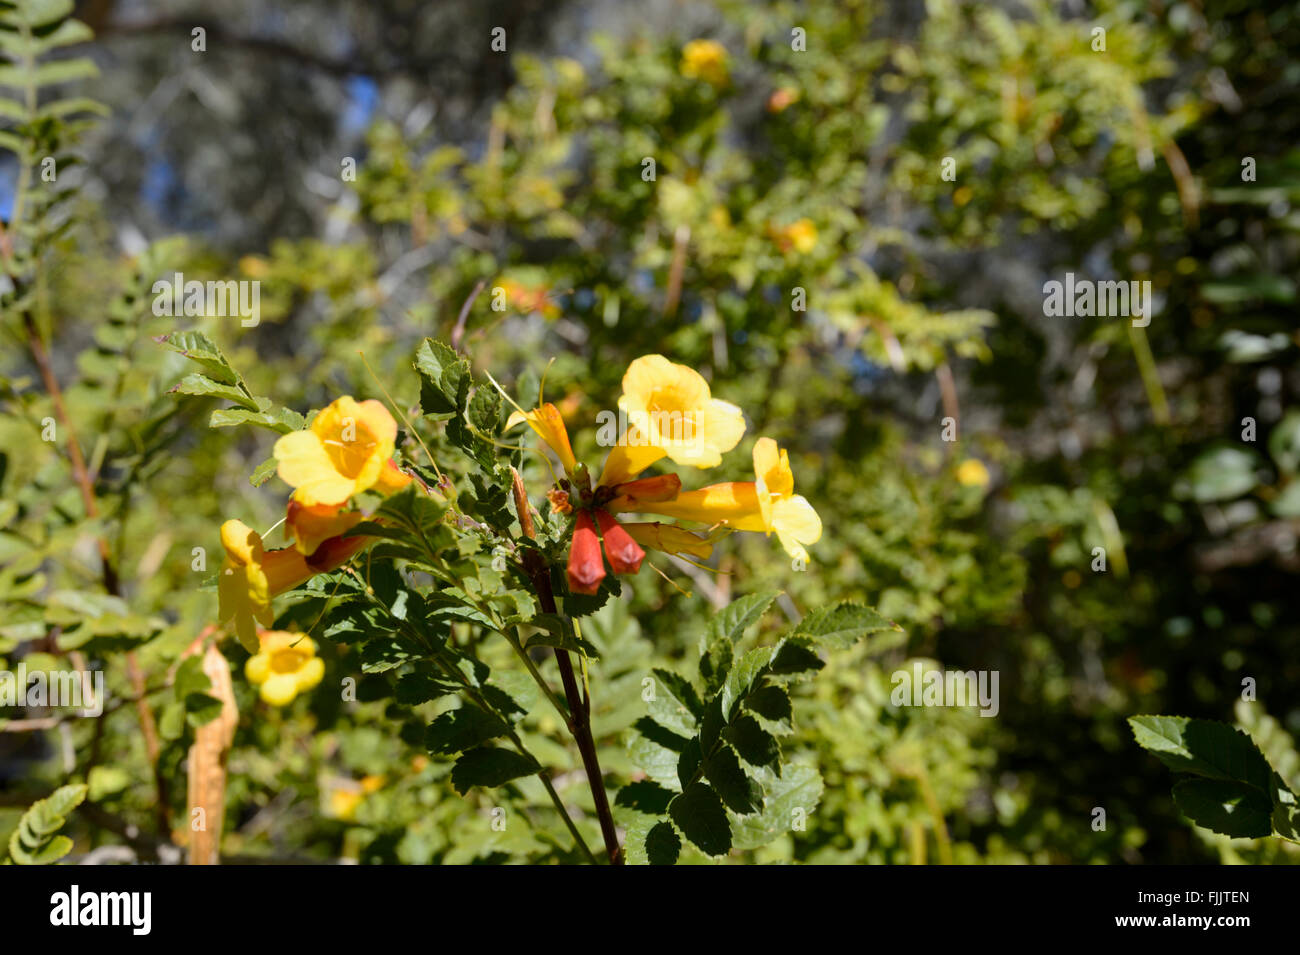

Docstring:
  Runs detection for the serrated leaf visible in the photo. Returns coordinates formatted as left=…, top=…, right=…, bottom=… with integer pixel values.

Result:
left=209, top=406, right=304, bottom=434
left=745, top=684, right=792, bottom=731
left=731, top=764, right=823, bottom=851
left=724, top=714, right=781, bottom=772
left=156, top=331, right=240, bottom=385
left=171, top=373, right=259, bottom=410
left=414, top=338, right=470, bottom=415
left=426, top=706, right=510, bottom=755
left=669, top=782, right=731, bottom=857
left=645, top=821, right=681, bottom=865
left=791, top=602, right=902, bottom=649
left=1172, top=778, right=1273, bottom=839
left=449, top=746, right=539, bottom=794
left=1129, top=716, right=1274, bottom=790
left=704, top=745, right=763, bottom=814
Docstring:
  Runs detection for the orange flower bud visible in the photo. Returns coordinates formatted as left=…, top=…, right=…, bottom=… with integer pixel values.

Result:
left=567, top=510, right=606, bottom=595
left=595, top=509, right=645, bottom=575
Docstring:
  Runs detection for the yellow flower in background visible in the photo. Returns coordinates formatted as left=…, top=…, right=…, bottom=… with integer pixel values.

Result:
left=956, top=458, right=990, bottom=489
left=274, top=396, right=398, bottom=507
left=599, top=355, right=746, bottom=484
left=680, top=39, right=729, bottom=87
left=506, top=402, right=578, bottom=476
left=772, top=218, right=818, bottom=255
left=328, top=789, right=363, bottom=822
left=244, top=630, right=325, bottom=706
left=218, top=521, right=313, bottom=653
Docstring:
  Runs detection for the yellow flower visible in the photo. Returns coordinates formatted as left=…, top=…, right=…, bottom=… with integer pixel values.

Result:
left=219, top=521, right=314, bottom=653
left=752, top=438, right=822, bottom=563
left=505, top=402, right=578, bottom=476
left=772, top=218, right=818, bottom=255
left=274, top=397, right=399, bottom=507
left=956, top=458, right=990, bottom=489
left=681, top=39, right=729, bottom=87
left=286, top=499, right=365, bottom=556
left=622, top=522, right=715, bottom=560
left=219, top=519, right=371, bottom=653
left=327, top=788, right=363, bottom=822
left=599, top=355, right=746, bottom=484
left=614, top=438, right=821, bottom=562
left=244, top=630, right=325, bottom=706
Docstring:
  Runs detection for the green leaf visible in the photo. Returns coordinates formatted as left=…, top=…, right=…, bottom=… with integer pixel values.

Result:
left=6, top=783, right=86, bottom=865
left=1269, top=410, right=1300, bottom=475
left=1128, top=716, right=1274, bottom=790
left=250, top=456, right=278, bottom=487
left=724, top=714, right=781, bottom=772
left=156, top=331, right=241, bottom=385
left=704, top=745, right=763, bottom=814
left=414, top=338, right=470, bottom=415
left=731, top=764, right=823, bottom=851
left=425, top=706, right=510, bottom=755
left=768, top=637, right=824, bottom=677
left=720, top=646, right=773, bottom=718
left=1172, top=779, right=1273, bottom=839
left=669, top=782, right=731, bottom=857
left=645, top=821, right=681, bottom=865
left=745, top=685, right=793, bottom=732
left=170, top=373, right=259, bottom=410
left=209, top=406, right=305, bottom=434
left=614, top=780, right=675, bottom=816
left=791, top=602, right=902, bottom=649
left=1174, top=446, right=1260, bottom=503
left=449, top=746, right=539, bottom=794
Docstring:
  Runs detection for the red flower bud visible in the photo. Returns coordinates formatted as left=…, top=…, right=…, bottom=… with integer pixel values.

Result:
left=567, top=510, right=606, bottom=595
left=595, top=508, right=645, bottom=575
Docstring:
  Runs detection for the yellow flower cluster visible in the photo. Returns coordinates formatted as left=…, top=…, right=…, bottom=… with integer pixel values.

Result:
left=508, top=355, right=822, bottom=594
left=218, top=397, right=413, bottom=655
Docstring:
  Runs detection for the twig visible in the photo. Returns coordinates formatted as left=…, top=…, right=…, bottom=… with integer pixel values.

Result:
left=450, top=279, right=487, bottom=352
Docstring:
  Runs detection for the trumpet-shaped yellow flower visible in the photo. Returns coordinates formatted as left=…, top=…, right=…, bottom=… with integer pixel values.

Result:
left=600, top=355, right=745, bottom=484
left=752, top=437, right=822, bottom=563
left=286, top=499, right=365, bottom=557
left=681, top=39, right=729, bottom=87
left=219, top=521, right=314, bottom=653
left=274, top=397, right=399, bottom=507
left=622, top=522, right=716, bottom=560
left=506, top=402, right=578, bottom=476
left=244, top=630, right=326, bottom=706
left=613, top=437, right=821, bottom=562
left=219, top=519, right=371, bottom=653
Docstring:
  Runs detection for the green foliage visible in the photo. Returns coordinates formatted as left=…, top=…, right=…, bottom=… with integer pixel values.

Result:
left=620, top=599, right=899, bottom=862
left=1130, top=716, right=1299, bottom=842
left=4, top=783, right=86, bottom=864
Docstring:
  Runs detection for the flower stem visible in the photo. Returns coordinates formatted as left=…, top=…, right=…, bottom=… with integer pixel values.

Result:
left=511, top=468, right=623, bottom=864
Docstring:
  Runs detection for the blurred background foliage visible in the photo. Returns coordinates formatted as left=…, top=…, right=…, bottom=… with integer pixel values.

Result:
left=1, top=0, right=1299, bottom=863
